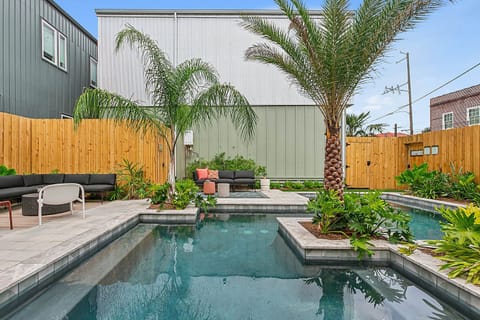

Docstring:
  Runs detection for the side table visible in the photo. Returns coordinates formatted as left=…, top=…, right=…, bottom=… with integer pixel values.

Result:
left=203, top=181, right=215, bottom=195
left=217, top=183, right=230, bottom=197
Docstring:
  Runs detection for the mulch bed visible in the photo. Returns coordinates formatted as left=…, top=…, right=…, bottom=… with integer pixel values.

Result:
left=148, top=203, right=176, bottom=210
left=299, top=221, right=387, bottom=241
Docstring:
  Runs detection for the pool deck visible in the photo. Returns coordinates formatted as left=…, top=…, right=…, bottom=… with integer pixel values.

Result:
left=0, top=190, right=308, bottom=315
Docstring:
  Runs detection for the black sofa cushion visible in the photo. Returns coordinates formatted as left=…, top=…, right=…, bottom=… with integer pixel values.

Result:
left=64, top=174, right=90, bottom=185
left=219, top=170, right=235, bottom=179
left=234, top=170, right=254, bottom=179
left=0, top=175, right=24, bottom=188
left=83, top=184, right=115, bottom=192
left=234, top=178, right=255, bottom=185
left=0, top=186, right=38, bottom=200
left=217, top=178, right=234, bottom=184
left=23, top=174, right=43, bottom=187
left=43, top=174, right=65, bottom=184
left=88, top=174, right=116, bottom=185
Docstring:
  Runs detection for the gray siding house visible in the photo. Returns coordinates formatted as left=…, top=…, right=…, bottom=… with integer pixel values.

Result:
left=0, top=0, right=97, bottom=118
left=96, top=9, right=326, bottom=180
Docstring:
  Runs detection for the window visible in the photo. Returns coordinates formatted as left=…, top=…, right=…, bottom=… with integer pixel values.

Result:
left=58, top=33, right=67, bottom=71
left=468, top=107, right=480, bottom=126
left=42, top=20, right=56, bottom=65
left=90, top=57, right=97, bottom=87
left=442, top=112, right=453, bottom=130
left=41, top=19, right=67, bottom=71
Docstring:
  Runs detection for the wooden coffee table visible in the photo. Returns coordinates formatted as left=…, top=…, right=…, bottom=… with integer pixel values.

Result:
left=22, top=193, right=70, bottom=216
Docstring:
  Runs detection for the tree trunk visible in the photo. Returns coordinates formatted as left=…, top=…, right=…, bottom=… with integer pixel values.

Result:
left=324, top=125, right=344, bottom=199
left=167, top=128, right=176, bottom=201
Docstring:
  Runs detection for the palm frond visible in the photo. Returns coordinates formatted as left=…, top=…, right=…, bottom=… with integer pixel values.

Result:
left=73, top=88, right=161, bottom=134
left=191, top=84, right=257, bottom=141
left=115, top=24, right=174, bottom=106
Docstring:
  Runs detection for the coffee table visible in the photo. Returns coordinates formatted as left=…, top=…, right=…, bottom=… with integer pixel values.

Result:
left=22, top=193, right=70, bottom=216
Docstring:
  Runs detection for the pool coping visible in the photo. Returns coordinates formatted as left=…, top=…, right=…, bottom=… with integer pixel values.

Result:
left=277, top=217, right=480, bottom=319
left=0, top=201, right=198, bottom=317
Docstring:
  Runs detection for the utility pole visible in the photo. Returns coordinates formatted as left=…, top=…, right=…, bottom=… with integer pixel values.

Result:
left=405, top=52, right=413, bottom=135
left=383, top=52, right=413, bottom=135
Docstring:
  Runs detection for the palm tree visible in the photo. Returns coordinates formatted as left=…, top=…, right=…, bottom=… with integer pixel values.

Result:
left=73, top=25, right=257, bottom=198
left=346, top=111, right=387, bottom=136
left=242, top=0, right=451, bottom=197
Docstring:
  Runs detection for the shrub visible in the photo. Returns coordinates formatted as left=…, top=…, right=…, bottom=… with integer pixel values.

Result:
left=0, top=165, right=16, bottom=176
left=308, top=191, right=412, bottom=257
left=428, top=205, right=480, bottom=284
left=149, top=182, right=170, bottom=205
left=186, top=152, right=267, bottom=177
left=172, top=179, right=199, bottom=209
left=116, top=159, right=151, bottom=199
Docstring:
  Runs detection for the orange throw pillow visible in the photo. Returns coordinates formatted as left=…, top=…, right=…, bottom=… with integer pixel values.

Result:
left=207, top=169, right=219, bottom=180
left=196, top=168, right=208, bottom=180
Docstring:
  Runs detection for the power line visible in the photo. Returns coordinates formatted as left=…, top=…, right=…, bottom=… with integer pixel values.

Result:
left=370, top=60, right=480, bottom=122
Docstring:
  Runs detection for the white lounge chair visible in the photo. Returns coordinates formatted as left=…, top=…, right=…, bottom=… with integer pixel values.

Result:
left=37, top=183, right=85, bottom=225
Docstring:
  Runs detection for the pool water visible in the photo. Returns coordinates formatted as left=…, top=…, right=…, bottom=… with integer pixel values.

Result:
left=394, top=205, right=445, bottom=240
left=13, top=215, right=469, bottom=320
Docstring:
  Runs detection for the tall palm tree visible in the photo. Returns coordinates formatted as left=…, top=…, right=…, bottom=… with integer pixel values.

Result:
left=346, top=111, right=387, bottom=136
left=74, top=25, right=257, bottom=197
left=242, top=0, right=451, bottom=197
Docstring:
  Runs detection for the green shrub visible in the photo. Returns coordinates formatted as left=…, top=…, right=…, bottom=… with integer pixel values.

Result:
left=307, top=189, right=347, bottom=234
left=308, top=191, right=412, bottom=258
left=116, top=159, right=151, bottom=200
left=396, top=163, right=449, bottom=199
left=149, top=182, right=170, bottom=205
left=172, top=179, right=199, bottom=209
left=0, top=165, right=16, bottom=176
left=195, top=194, right=217, bottom=214
left=270, top=182, right=282, bottom=189
left=449, top=165, right=478, bottom=201
left=428, top=205, right=480, bottom=284
left=186, top=152, right=267, bottom=177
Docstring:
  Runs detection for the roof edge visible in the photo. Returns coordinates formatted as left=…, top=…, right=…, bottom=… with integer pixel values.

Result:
left=95, top=9, right=324, bottom=16
left=47, top=0, right=97, bottom=43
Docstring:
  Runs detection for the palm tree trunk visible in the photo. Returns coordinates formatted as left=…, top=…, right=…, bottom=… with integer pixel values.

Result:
left=168, top=128, right=176, bottom=200
left=324, top=126, right=344, bottom=199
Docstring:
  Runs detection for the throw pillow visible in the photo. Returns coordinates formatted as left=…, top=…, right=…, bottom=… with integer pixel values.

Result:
left=196, top=168, right=208, bottom=180
left=207, top=169, right=219, bottom=180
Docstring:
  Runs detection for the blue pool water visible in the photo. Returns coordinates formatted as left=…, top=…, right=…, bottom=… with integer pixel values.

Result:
left=12, top=215, right=469, bottom=320
left=394, top=205, right=445, bottom=240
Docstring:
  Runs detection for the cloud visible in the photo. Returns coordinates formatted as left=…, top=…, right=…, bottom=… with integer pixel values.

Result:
left=361, top=95, right=395, bottom=112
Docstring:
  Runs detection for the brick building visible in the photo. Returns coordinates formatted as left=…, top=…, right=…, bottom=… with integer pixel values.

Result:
left=430, top=84, right=480, bottom=131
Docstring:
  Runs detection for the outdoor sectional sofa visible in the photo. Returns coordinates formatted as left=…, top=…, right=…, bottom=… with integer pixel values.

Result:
left=0, top=173, right=116, bottom=202
left=193, top=170, right=256, bottom=190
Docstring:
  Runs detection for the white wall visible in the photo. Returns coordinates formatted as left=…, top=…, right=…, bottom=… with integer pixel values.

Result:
left=97, top=10, right=317, bottom=106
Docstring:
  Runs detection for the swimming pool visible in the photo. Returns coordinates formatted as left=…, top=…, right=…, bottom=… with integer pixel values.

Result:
left=393, top=205, right=445, bottom=240
left=9, top=214, right=470, bottom=320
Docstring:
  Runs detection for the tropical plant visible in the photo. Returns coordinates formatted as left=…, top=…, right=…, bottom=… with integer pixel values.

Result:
left=242, top=0, right=451, bottom=197
left=0, top=165, right=16, bottom=176
left=428, top=205, right=480, bottom=284
left=395, top=163, right=450, bottom=199
left=195, top=194, right=217, bottom=214
left=449, top=164, right=478, bottom=201
left=307, top=189, right=347, bottom=234
left=73, top=25, right=257, bottom=200
left=116, top=159, right=151, bottom=200
left=186, top=152, right=267, bottom=178
left=172, top=179, right=200, bottom=209
left=308, top=191, right=412, bottom=257
left=149, top=182, right=170, bottom=205
left=346, top=111, right=387, bottom=137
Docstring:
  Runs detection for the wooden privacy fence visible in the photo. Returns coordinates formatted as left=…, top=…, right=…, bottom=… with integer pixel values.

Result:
left=346, top=125, right=480, bottom=190
left=0, top=112, right=169, bottom=183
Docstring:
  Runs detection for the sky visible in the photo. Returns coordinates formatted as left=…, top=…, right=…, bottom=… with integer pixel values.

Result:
left=55, top=0, right=480, bottom=133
